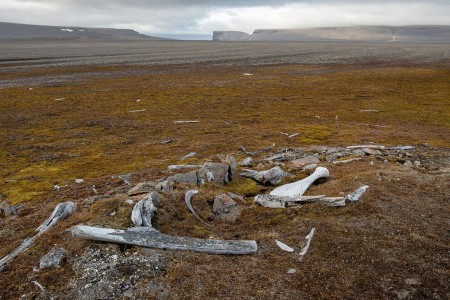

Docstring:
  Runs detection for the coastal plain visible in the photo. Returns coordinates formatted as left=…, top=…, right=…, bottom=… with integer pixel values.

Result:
left=0, top=40, right=449, bottom=299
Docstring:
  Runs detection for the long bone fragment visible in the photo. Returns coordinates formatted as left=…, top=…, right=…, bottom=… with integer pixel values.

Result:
left=73, top=192, right=256, bottom=254
left=72, top=226, right=257, bottom=255
left=240, top=166, right=292, bottom=185
left=269, top=167, right=330, bottom=197
left=254, top=194, right=346, bottom=208
left=0, top=201, right=76, bottom=271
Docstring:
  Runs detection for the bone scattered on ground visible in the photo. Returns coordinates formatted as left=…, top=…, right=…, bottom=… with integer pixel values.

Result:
left=0, top=201, right=76, bottom=271
left=299, top=228, right=316, bottom=257
left=275, top=239, right=295, bottom=252
left=184, top=190, right=211, bottom=226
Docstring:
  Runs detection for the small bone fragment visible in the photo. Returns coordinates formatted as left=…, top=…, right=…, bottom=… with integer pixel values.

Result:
left=333, top=157, right=363, bottom=165
left=72, top=225, right=257, bottom=255
left=240, top=166, right=292, bottom=185
left=54, top=98, right=65, bottom=101
left=254, top=194, right=346, bottom=208
left=246, top=144, right=275, bottom=157
left=346, top=185, right=369, bottom=202
left=287, top=269, right=296, bottom=274
left=131, top=193, right=159, bottom=227
left=299, top=228, right=315, bottom=256
left=242, top=73, right=253, bottom=76
left=288, top=133, right=299, bottom=138
left=75, top=178, right=84, bottom=183
left=33, top=281, right=45, bottom=292
left=0, top=202, right=76, bottom=271
left=264, top=154, right=286, bottom=161
left=174, top=120, right=199, bottom=124
left=363, top=148, right=382, bottom=155
left=185, top=190, right=211, bottom=226
left=275, top=239, right=294, bottom=252
left=391, top=146, right=415, bottom=150
left=160, top=139, right=172, bottom=144
left=128, top=109, right=147, bottom=113
left=269, top=167, right=329, bottom=197
left=180, top=152, right=196, bottom=161
left=359, top=109, right=379, bottom=112
left=347, top=145, right=385, bottom=150
left=168, top=164, right=202, bottom=171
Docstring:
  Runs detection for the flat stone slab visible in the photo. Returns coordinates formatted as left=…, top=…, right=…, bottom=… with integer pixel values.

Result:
left=287, top=156, right=320, bottom=168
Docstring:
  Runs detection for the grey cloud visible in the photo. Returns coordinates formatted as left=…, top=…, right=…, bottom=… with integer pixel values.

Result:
left=1, top=0, right=449, bottom=37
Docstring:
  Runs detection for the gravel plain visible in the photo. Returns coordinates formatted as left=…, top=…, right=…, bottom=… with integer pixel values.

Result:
left=1, top=40, right=450, bottom=88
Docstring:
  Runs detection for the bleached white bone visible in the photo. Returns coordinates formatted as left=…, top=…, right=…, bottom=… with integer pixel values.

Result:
left=270, top=167, right=330, bottom=197
left=0, top=201, right=76, bottom=271
left=275, top=239, right=294, bottom=252
left=299, top=228, right=315, bottom=256
left=185, top=190, right=211, bottom=226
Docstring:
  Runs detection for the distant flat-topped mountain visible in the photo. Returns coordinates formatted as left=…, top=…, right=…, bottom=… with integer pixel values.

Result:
left=212, top=31, right=251, bottom=41
left=213, top=25, right=450, bottom=42
left=0, top=22, right=170, bottom=40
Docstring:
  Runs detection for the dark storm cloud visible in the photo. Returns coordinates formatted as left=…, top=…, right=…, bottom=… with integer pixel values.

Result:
left=1, top=0, right=449, bottom=37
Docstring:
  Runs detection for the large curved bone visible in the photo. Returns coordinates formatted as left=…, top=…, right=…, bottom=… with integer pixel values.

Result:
left=269, top=167, right=330, bottom=197
left=72, top=225, right=257, bottom=255
left=0, top=201, right=76, bottom=271
left=184, top=190, right=211, bottom=226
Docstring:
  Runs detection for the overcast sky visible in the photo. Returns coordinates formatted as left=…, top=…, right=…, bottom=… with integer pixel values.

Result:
left=1, top=1, right=450, bottom=38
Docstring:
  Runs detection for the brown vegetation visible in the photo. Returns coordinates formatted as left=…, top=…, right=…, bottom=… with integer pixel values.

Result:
left=0, top=42, right=449, bottom=299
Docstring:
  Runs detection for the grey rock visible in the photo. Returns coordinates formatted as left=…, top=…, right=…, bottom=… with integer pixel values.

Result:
left=287, top=268, right=296, bottom=274
left=240, top=166, right=292, bottom=185
left=405, top=278, right=421, bottom=285
left=413, top=161, right=421, bottom=168
left=166, top=170, right=199, bottom=186
left=212, top=194, right=242, bottom=222
left=393, top=290, right=410, bottom=300
left=287, top=156, right=320, bottom=168
left=227, top=192, right=245, bottom=203
left=404, top=160, right=413, bottom=167
left=198, top=162, right=231, bottom=185
left=302, top=163, right=318, bottom=171
left=0, top=201, right=13, bottom=217
left=39, top=247, right=66, bottom=269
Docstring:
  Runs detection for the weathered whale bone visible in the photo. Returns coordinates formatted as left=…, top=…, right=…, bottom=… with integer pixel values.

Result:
left=72, top=193, right=256, bottom=255
left=184, top=190, right=211, bottom=226
left=0, top=201, right=76, bottom=271
left=72, top=226, right=257, bottom=255
left=254, top=194, right=346, bottom=208
left=240, top=166, right=292, bottom=185
left=270, top=167, right=330, bottom=197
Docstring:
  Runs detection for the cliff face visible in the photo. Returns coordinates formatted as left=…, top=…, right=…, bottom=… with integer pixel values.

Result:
left=212, top=31, right=250, bottom=41
left=0, top=22, right=168, bottom=40
left=214, top=26, right=450, bottom=42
